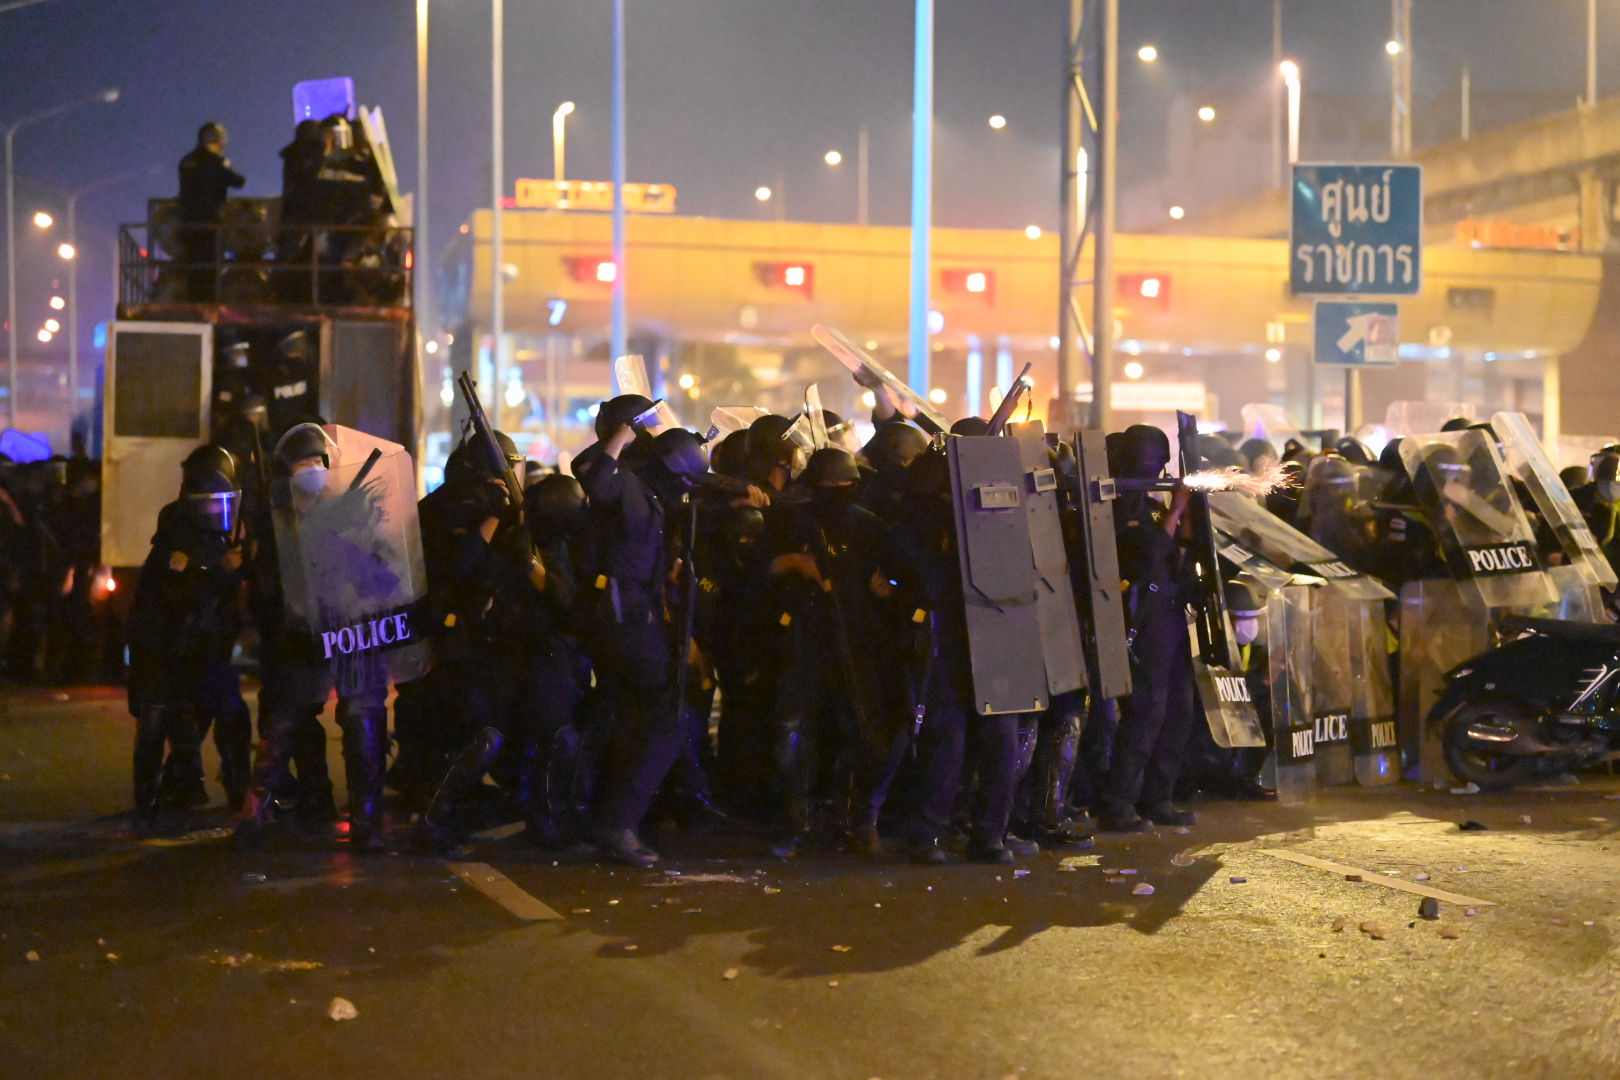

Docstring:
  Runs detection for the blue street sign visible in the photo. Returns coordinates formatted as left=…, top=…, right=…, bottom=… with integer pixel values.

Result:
left=1290, top=164, right=1422, bottom=296
left=1314, top=301, right=1399, bottom=366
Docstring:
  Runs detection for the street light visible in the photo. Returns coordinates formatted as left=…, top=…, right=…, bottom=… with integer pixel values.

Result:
left=1385, top=39, right=1403, bottom=55
left=1197, top=106, right=1216, bottom=122
left=6, top=86, right=119, bottom=426
left=988, top=114, right=1006, bottom=129
left=1169, top=205, right=1185, bottom=219
left=754, top=186, right=772, bottom=202
left=824, top=149, right=841, bottom=166
left=1024, top=224, right=1042, bottom=239
left=1137, top=45, right=1157, bottom=62
left=1280, top=60, right=1301, bottom=165
left=56, top=242, right=74, bottom=260
left=553, top=101, right=574, bottom=182
left=31, top=211, right=50, bottom=228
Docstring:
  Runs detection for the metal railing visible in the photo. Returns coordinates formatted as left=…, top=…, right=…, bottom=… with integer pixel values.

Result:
left=119, top=200, right=413, bottom=310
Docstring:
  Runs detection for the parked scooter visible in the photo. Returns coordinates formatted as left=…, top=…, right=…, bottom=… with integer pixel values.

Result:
left=1428, top=616, right=1620, bottom=790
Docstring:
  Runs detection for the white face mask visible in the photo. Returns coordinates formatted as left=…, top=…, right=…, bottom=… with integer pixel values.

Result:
left=1232, top=615, right=1260, bottom=646
left=1601, top=479, right=1620, bottom=505
left=291, top=466, right=328, bottom=497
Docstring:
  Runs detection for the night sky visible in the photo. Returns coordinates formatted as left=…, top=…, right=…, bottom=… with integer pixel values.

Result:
left=0, top=0, right=1609, bottom=350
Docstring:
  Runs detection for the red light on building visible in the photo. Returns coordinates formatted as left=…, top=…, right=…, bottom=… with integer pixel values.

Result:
left=1117, top=272, right=1171, bottom=310
left=753, top=261, right=814, bottom=297
left=562, top=255, right=617, bottom=283
left=940, top=268, right=995, bottom=303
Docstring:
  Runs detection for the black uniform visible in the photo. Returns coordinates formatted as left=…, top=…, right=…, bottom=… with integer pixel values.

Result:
left=176, top=141, right=245, bottom=301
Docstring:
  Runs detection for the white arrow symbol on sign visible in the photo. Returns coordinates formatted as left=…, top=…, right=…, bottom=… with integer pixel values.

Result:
left=1336, top=313, right=1378, bottom=356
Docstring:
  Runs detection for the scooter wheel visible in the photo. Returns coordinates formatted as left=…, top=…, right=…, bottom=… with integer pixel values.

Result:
left=1442, top=699, right=1540, bottom=792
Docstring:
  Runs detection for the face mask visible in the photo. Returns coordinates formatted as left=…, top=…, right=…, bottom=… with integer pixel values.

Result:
left=291, top=467, right=328, bottom=497
left=813, top=484, right=859, bottom=511
left=1233, top=615, right=1260, bottom=646
left=1601, top=479, right=1620, bottom=505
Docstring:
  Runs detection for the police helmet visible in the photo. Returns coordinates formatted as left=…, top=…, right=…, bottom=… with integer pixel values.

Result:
left=273, top=423, right=334, bottom=473
left=182, top=466, right=240, bottom=533
left=745, top=414, right=797, bottom=469
left=803, top=447, right=860, bottom=486
left=862, top=421, right=929, bottom=471
left=1224, top=578, right=1266, bottom=618
left=183, top=445, right=238, bottom=488
left=950, top=417, right=991, bottom=437
left=525, top=473, right=586, bottom=538
left=653, top=428, right=709, bottom=483
left=594, top=394, right=655, bottom=441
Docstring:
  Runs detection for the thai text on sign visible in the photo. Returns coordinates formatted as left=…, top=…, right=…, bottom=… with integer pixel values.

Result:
left=513, top=179, right=677, bottom=213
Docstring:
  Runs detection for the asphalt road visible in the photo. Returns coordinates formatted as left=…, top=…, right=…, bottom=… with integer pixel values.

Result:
left=4, top=686, right=1620, bottom=1080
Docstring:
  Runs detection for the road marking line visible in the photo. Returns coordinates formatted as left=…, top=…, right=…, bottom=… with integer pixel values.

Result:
left=1258, top=849, right=1497, bottom=906
left=447, top=861, right=563, bottom=921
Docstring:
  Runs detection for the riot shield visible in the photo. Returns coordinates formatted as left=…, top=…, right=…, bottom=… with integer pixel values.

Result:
left=1491, top=410, right=1618, bottom=592
left=1068, top=431, right=1132, bottom=699
left=948, top=435, right=1049, bottom=714
left=1007, top=421, right=1086, bottom=697
left=271, top=434, right=429, bottom=698
left=1310, top=582, right=1357, bottom=785
left=1208, top=490, right=1394, bottom=601
left=1266, top=583, right=1317, bottom=805
left=1189, top=621, right=1267, bottom=750
left=1399, top=429, right=1557, bottom=609
left=1398, top=578, right=1490, bottom=783
left=1345, top=592, right=1400, bottom=785
left=1178, top=411, right=1237, bottom=669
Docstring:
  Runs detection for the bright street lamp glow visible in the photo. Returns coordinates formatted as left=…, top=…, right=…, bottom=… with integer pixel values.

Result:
left=1123, top=361, right=1145, bottom=380
left=49, top=296, right=64, bottom=310
left=1265, top=347, right=1282, bottom=362
left=988, top=114, right=1007, bottom=129
left=43, top=319, right=59, bottom=333
left=36, top=329, right=52, bottom=343
left=754, top=186, right=771, bottom=202
left=1024, top=225, right=1042, bottom=239
left=555, top=101, right=575, bottom=117
left=32, top=211, right=53, bottom=229
left=783, top=265, right=806, bottom=287
left=928, top=388, right=948, bottom=404
left=1169, top=205, right=1185, bottom=220
left=677, top=372, right=696, bottom=389
left=1138, top=45, right=1158, bottom=62
left=1279, top=60, right=1299, bottom=81
left=965, top=272, right=987, bottom=293
left=1386, top=40, right=1403, bottom=55
left=860, top=390, right=876, bottom=408
left=56, top=243, right=75, bottom=260
left=824, top=150, right=842, bottom=165
left=424, top=340, right=439, bottom=354
left=594, top=261, right=617, bottom=283
left=1197, top=106, right=1216, bottom=122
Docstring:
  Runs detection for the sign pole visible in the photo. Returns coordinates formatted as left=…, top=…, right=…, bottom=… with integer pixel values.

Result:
left=908, top=0, right=934, bottom=395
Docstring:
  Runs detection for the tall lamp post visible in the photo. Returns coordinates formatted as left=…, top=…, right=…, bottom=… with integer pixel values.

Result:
left=553, top=101, right=574, bottom=183
left=65, top=169, right=148, bottom=429
left=491, top=0, right=504, bottom=408
left=416, top=0, right=431, bottom=389
left=908, top=0, right=934, bottom=394
left=1281, top=61, right=1301, bottom=165
left=610, top=0, right=627, bottom=364
left=5, top=86, right=118, bottom=428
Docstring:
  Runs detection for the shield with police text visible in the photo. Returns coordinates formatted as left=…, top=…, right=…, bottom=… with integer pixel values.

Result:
left=272, top=429, right=429, bottom=696
left=948, top=435, right=1049, bottom=715
left=1267, top=583, right=1317, bottom=806
left=1189, top=621, right=1267, bottom=750
left=1069, top=430, right=1133, bottom=700
left=1007, top=422, right=1086, bottom=697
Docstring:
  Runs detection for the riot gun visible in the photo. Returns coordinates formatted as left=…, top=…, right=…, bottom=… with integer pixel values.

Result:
left=455, top=372, right=543, bottom=577
left=985, top=363, right=1034, bottom=436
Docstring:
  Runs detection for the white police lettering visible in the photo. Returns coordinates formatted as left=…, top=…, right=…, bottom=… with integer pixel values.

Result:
left=1291, top=728, right=1315, bottom=759
left=1311, top=560, right=1355, bottom=579
left=1314, top=713, right=1348, bottom=743
left=1214, top=675, right=1250, bottom=703
left=1369, top=721, right=1397, bottom=748
left=1465, top=543, right=1534, bottom=574
left=322, top=613, right=411, bottom=659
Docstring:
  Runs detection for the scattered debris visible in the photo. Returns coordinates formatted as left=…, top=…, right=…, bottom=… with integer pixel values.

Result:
left=623, top=944, right=638, bottom=951
left=662, top=897, right=682, bottom=906
left=242, top=873, right=267, bottom=883
left=1449, top=782, right=1481, bottom=795
left=1059, top=854, right=1101, bottom=869
left=1464, top=908, right=1478, bottom=917
left=1331, top=917, right=1349, bottom=932
left=607, top=900, right=620, bottom=906
left=830, top=945, right=852, bottom=952
left=1013, top=869, right=1030, bottom=878
left=1131, top=883, right=1155, bottom=896
left=1172, top=827, right=1192, bottom=835
left=1414, top=873, right=1431, bottom=881
left=1585, top=921, right=1595, bottom=926
left=1345, top=874, right=1364, bottom=882
left=1439, top=926, right=1462, bottom=939
left=1230, top=876, right=1247, bottom=884
left=272, top=960, right=322, bottom=971
left=1359, top=923, right=1387, bottom=940
left=1105, top=875, right=1127, bottom=885
left=1258, top=850, right=1496, bottom=907
left=1171, top=852, right=1196, bottom=867
left=1459, top=821, right=1488, bottom=831
left=722, top=968, right=739, bottom=980
left=1519, top=816, right=1533, bottom=825
left=827, top=980, right=839, bottom=987
left=1119, top=869, right=1139, bottom=875
left=24, top=950, right=39, bottom=962
left=571, top=908, right=591, bottom=915
left=762, top=887, right=781, bottom=895
left=682, top=908, right=701, bottom=914
left=1418, top=897, right=1441, bottom=920
left=327, top=997, right=358, bottom=1022
left=105, top=953, right=118, bottom=962
left=1552, top=918, right=1570, bottom=927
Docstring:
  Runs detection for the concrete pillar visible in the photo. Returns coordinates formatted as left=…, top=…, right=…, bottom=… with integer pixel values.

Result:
left=1579, top=168, right=1611, bottom=253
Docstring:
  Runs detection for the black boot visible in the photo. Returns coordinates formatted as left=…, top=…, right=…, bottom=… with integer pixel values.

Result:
left=525, top=726, right=583, bottom=850
left=216, top=704, right=253, bottom=813
left=1139, top=802, right=1196, bottom=827
left=417, top=727, right=504, bottom=854
left=770, top=715, right=812, bottom=857
left=966, top=832, right=1015, bottom=864
left=339, top=696, right=393, bottom=852
left=131, top=707, right=168, bottom=837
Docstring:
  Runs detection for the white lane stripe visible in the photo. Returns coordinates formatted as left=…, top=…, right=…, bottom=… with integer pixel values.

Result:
left=1258, top=849, right=1497, bottom=906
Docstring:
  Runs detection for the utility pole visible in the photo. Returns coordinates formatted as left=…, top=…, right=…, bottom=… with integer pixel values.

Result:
left=1461, top=65, right=1470, bottom=140
left=908, top=0, right=934, bottom=394
left=490, top=0, right=504, bottom=405
left=857, top=125, right=869, bottom=227
left=1272, top=0, right=1283, bottom=188
left=1092, top=0, right=1119, bottom=433
left=610, top=0, right=628, bottom=362
left=1057, top=0, right=1087, bottom=431
left=1391, top=0, right=1412, bottom=158
left=1588, top=0, right=1598, bottom=108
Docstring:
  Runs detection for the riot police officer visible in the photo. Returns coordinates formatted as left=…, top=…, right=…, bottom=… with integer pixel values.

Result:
left=1096, top=425, right=1199, bottom=833
left=126, top=458, right=244, bottom=834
